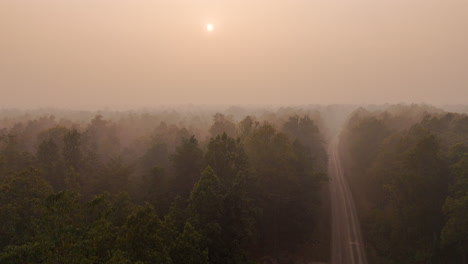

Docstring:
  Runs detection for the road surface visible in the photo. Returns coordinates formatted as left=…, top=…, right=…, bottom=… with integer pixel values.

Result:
left=329, top=139, right=368, bottom=264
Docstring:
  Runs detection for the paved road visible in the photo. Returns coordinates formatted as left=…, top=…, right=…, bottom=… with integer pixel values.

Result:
left=329, top=139, right=368, bottom=264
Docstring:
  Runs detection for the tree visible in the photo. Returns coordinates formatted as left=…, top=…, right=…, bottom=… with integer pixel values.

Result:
left=189, top=166, right=223, bottom=229
left=282, top=115, right=326, bottom=171
left=95, top=157, right=133, bottom=195
left=63, top=129, right=83, bottom=171
left=0, top=169, right=53, bottom=250
left=345, top=116, right=390, bottom=169
left=243, top=122, right=325, bottom=254
left=37, top=138, right=59, bottom=168
left=441, top=154, right=468, bottom=263
left=188, top=166, right=224, bottom=263
left=82, top=192, right=134, bottom=264
left=120, top=204, right=171, bottom=264
left=0, top=192, right=89, bottom=264
left=0, top=134, right=35, bottom=175
left=84, top=115, right=120, bottom=160
left=141, top=142, right=169, bottom=172
left=205, top=133, right=250, bottom=184
left=143, top=167, right=171, bottom=213
left=209, top=113, right=237, bottom=138
left=203, top=133, right=259, bottom=263
left=388, top=133, right=449, bottom=262
left=169, top=223, right=209, bottom=264
left=239, top=116, right=258, bottom=139
left=37, top=138, right=65, bottom=190
left=170, top=136, right=204, bottom=198
left=362, top=129, right=450, bottom=263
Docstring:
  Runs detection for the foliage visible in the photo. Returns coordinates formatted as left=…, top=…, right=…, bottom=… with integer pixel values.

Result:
left=0, top=111, right=327, bottom=263
left=342, top=110, right=468, bottom=263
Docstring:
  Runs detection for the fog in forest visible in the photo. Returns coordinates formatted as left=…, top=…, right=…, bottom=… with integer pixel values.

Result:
left=1, top=1, right=468, bottom=264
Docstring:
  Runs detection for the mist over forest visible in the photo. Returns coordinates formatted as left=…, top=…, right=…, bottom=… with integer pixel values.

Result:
left=1, top=0, right=468, bottom=263
left=0, top=104, right=467, bottom=264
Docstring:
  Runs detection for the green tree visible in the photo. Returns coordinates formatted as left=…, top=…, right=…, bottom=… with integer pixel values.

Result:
left=142, top=167, right=172, bottom=213
left=205, top=133, right=250, bottom=183
left=364, top=130, right=450, bottom=263
left=243, top=123, right=324, bottom=254
left=81, top=192, right=134, bottom=264
left=188, top=166, right=224, bottom=263
left=169, top=223, right=209, bottom=264
left=63, top=129, right=83, bottom=171
left=205, top=133, right=257, bottom=261
left=84, top=115, right=120, bottom=160
left=37, top=138, right=59, bottom=167
left=120, top=204, right=171, bottom=264
left=0, top=169, right=53, bottom=250
left=0, top=134, right=35, bottom=175
left=209, top=113, right=237, bottom=138
left=37, top=138, right=66, bottom=190
left=170, top=136, right=204, bottom=198
left=441, top=154, right=468, bottom=263
left=202, top=134, right=258, bottom=263
left=282, top=115, right=326, bottom=171
left=1, top=192, right=90, bottom=264
left=95, top=157, right=133, bottom=195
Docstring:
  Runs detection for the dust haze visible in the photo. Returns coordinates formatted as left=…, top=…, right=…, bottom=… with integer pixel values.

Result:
left=1, top=0, right=468, bottom=108
left=1, top=1, right=468, bottom=264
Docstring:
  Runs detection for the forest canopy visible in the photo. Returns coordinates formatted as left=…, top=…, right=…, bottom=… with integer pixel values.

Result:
left=1, top=104, right=467, bottom=263
left=0, top=107, right=328, bottom=264
left=340, top=106, right=468, bottom=263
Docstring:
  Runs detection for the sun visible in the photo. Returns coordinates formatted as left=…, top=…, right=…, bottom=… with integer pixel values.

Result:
left=206, top=24, right=214, bottom=32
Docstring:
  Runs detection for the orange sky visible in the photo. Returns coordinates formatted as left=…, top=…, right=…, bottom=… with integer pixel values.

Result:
left=1, top=0, right=467, bottom=108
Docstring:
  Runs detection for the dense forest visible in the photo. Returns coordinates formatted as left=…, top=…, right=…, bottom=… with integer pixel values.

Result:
left=0, top=107, right=328, bottom=263
left=1, top=104, right=467, bottom=264
left=340, top=105, right=468, bottom=264
left=2, top=0, right=467, bottom=263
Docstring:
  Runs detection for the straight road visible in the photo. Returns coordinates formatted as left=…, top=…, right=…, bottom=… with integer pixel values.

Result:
left=329, top=139, right=367, bottom=264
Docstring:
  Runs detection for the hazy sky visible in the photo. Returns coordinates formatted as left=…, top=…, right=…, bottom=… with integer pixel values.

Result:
left=1, top=0, right=467, bottom=108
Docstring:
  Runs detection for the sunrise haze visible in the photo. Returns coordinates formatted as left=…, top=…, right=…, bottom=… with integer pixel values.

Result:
left=1, top=0, right=467, bottom=108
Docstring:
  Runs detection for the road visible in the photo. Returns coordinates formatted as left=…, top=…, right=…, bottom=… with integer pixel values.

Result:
left=329, top=138, right=368, bottom=264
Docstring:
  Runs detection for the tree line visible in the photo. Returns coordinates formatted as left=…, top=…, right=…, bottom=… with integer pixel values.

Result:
left=340, top=106, right=468, bottom=264
left=0, top=111, right=327, bottom=263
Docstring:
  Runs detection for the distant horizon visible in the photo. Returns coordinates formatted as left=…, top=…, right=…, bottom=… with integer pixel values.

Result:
left=0, top=102, right=467, bottom=115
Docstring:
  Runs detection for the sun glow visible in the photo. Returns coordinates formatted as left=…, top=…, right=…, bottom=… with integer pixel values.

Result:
left=206, top=24, right=214, bottom=32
